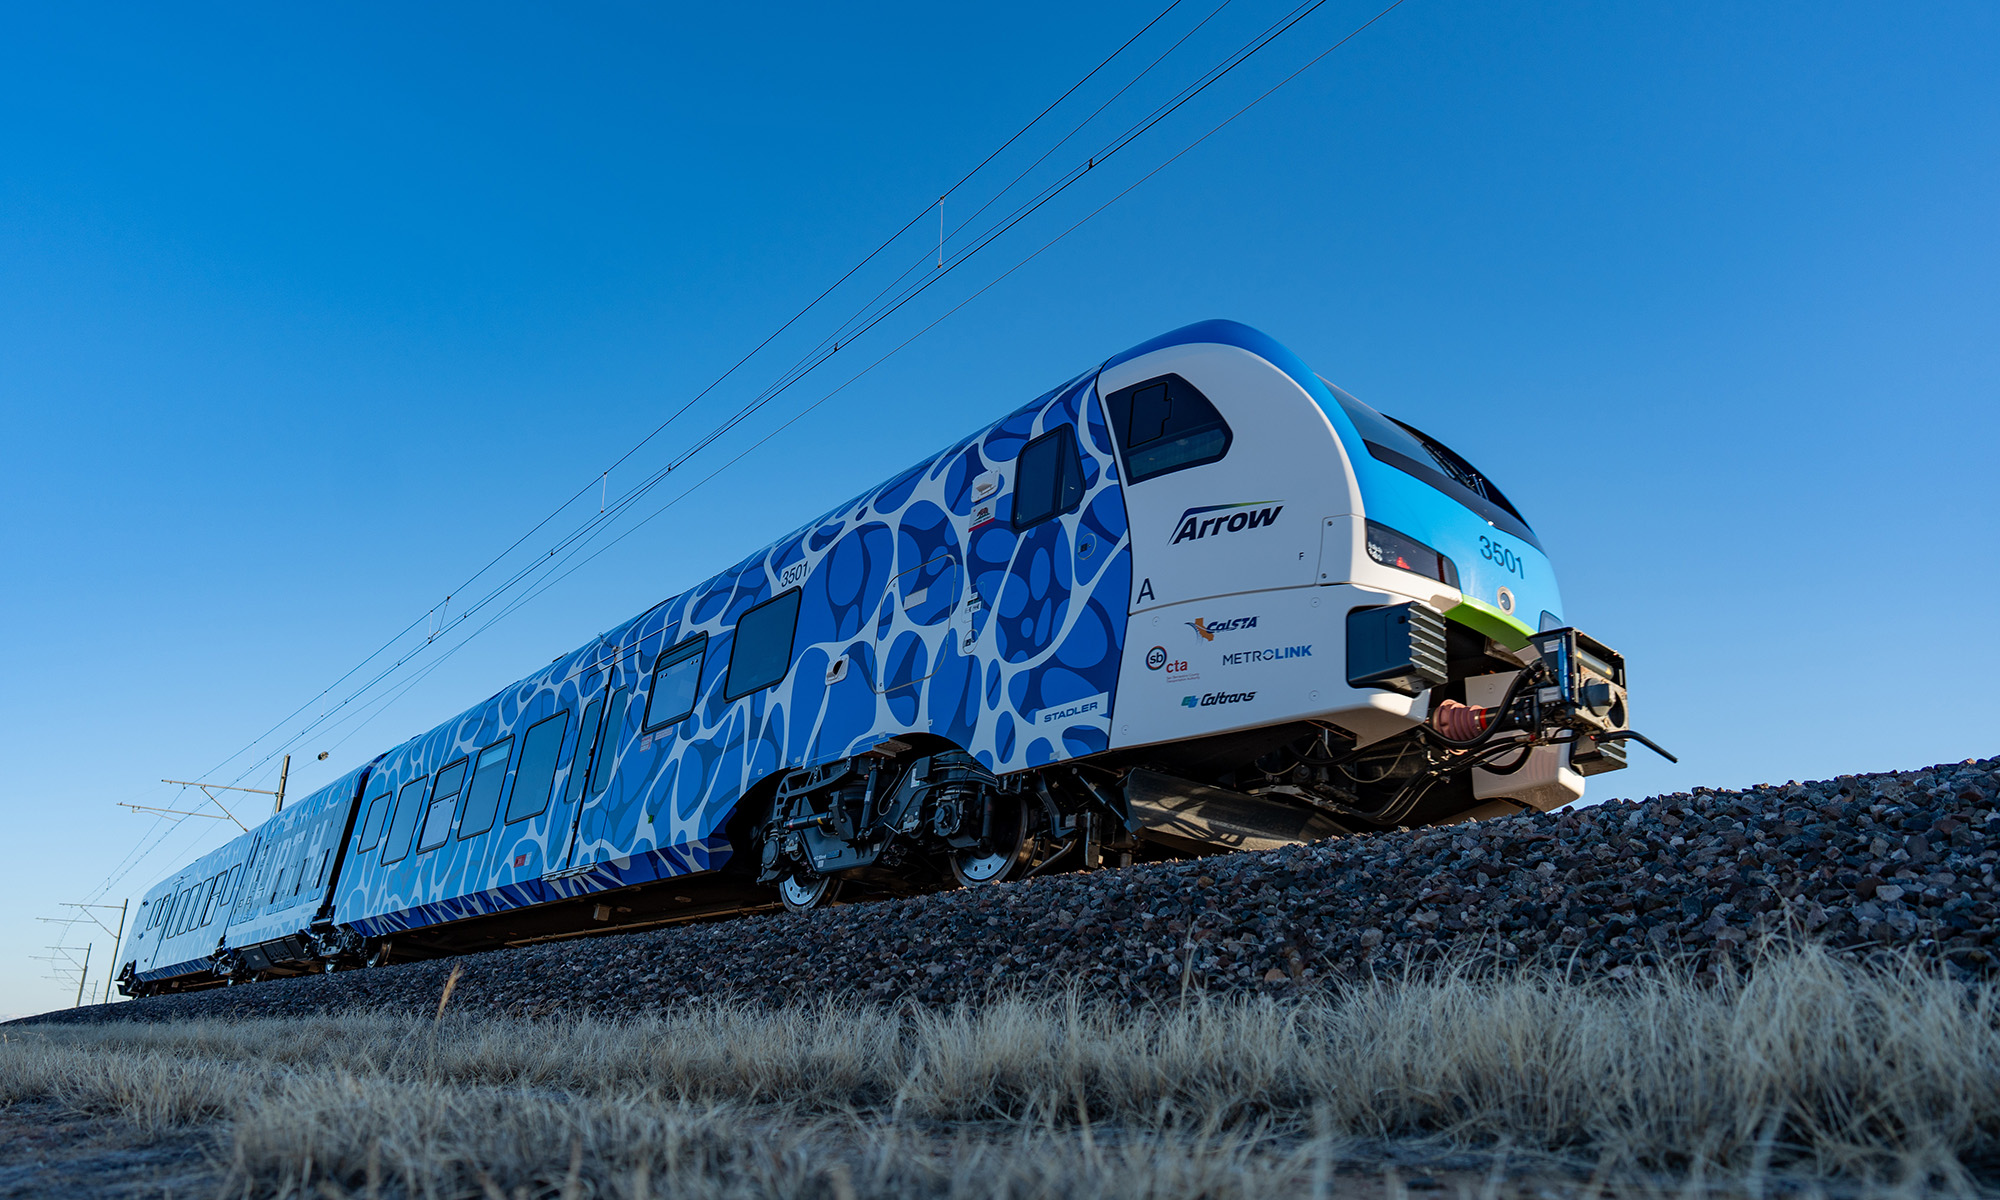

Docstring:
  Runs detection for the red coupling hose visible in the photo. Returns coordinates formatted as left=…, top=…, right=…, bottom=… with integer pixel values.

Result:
left=1429, top=699, right=1489, bottom=741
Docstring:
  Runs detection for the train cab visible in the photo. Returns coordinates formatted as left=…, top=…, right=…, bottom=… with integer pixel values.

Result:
left=1097, top=320, right=1622, bottom=826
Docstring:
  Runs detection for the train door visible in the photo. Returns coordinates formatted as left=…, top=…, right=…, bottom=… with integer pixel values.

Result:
left=1095, top=347, right=1351, bottom=613
left=134, top=874, right=186, bottom=975
left=1097, top=343, right=1363, bottom=750
left=557, top=678, right=629, bottom=870
left=873, top=550, right=962, bottom=698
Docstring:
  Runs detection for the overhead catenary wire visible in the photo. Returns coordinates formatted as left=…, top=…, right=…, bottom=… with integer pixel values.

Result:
left=80, top=0, right=1409, bottom=908
left=287, top=0, right=1419, bottom=773
left=164, top=0, right=1399, bottom=808
left=773, top=0, right=1242, bottom=378
left=186, top=0, right=1328, bottom=797
left=716, top=0, right=1343, bottom=429
left=74, top=0, right=1208, bottom=907
left=138, top=0, right=1195, bottom=807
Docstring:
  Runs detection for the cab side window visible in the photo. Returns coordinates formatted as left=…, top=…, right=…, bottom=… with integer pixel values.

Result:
left=1104, top=373, right=1231, bottom=483
left=1012, top=424, right=1085, bottom=529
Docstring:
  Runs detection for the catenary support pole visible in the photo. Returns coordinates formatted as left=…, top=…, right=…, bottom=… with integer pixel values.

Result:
left=102, top=898, right=128, bottom=1003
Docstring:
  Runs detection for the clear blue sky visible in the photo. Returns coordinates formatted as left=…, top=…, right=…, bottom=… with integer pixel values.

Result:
left=3, top=1, right=1994, bottom=1016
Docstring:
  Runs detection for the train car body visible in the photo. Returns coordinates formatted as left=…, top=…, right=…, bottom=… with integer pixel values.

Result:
left=121, top=320, right=1653, bottom=992
left=124, top=834, right=254, bottom=989
left=214, top=764, right=374, bottom=979
left=329, top=355, right=1130, bottom=949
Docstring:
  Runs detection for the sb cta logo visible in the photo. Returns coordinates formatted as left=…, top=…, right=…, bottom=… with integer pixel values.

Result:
left=1182, top=690, right=1256, bottom=709
left=1148, top=644, right=1195, bottom=681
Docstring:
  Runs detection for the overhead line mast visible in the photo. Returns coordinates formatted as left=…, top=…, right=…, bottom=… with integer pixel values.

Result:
left=143, top=754, right=291, bottom=831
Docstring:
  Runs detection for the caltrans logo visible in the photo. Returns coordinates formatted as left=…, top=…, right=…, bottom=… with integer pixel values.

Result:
left=1182, top=690, right=1256, bottom=708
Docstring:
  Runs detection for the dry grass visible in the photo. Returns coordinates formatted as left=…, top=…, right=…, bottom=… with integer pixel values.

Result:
left=3, top=946, right=1996, bottom=1198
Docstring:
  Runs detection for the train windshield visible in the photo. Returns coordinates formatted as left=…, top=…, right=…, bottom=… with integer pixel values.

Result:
left=1324, top=384, right=1539, bottom=548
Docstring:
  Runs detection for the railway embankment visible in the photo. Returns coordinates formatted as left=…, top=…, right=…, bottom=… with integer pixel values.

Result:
left=24, top=755, right=1999, bottom=1025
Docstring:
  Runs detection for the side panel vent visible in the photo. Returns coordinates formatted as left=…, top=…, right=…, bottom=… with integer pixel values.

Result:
left=1345, top=602, right=1448, bottom=696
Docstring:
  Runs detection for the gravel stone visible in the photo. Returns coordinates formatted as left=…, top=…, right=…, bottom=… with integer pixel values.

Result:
left=23, top=756, right=2000, bottom=1026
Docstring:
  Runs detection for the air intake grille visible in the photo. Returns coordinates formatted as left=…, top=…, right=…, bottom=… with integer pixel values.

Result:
left=1345, top=602, right=1449, bottom=697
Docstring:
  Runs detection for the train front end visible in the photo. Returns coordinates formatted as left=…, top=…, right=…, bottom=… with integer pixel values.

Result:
left=1317, top=376, right=1665, bottom=823
left=1101, top=321, right=1668, bottom=831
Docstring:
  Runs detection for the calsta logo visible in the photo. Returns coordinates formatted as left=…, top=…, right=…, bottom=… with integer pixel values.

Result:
left=1170, top=502, right=1283, bottom=545
left=1185, top=615, right=1258, bottom=642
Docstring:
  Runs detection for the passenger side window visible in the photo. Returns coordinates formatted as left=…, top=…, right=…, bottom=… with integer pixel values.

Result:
left=382, top=778, right=429, bottom=864
left=455, top=739, right=515, bottom=840
left=1104, top=373, right=1231, bottom=483
left=562, top=698, right=606, bottom=810
left=725, top=591, right=801, bottom=700
left=356, top=784, right=392, bottom=852
left=645, top=635, right=706, bottom=730
left=1012, top=425, right=1085, bottom=528
left=417, top=760, right=469, bottom=852
left=505, top=711, right=571, bottom=823
left=591, top=689, right=631, bottom=799
left=197, top=877, right=218, bottom=927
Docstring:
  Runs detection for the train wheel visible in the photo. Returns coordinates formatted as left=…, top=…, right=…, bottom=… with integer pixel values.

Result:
left=950, top=793, right=1034, bottom=887
left=779, top=871, right=843, bottom=913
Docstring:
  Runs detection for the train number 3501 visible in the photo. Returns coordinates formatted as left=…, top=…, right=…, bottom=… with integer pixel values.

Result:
left=1479, top=536, right=1525, bottom=578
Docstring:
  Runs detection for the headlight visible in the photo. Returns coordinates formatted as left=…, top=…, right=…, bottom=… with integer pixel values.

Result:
left=1364, top=521, right=1459, bottom=588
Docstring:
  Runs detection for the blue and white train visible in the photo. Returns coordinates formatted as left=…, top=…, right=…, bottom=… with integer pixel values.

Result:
left=118, top=320, right=1665, bottom=995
